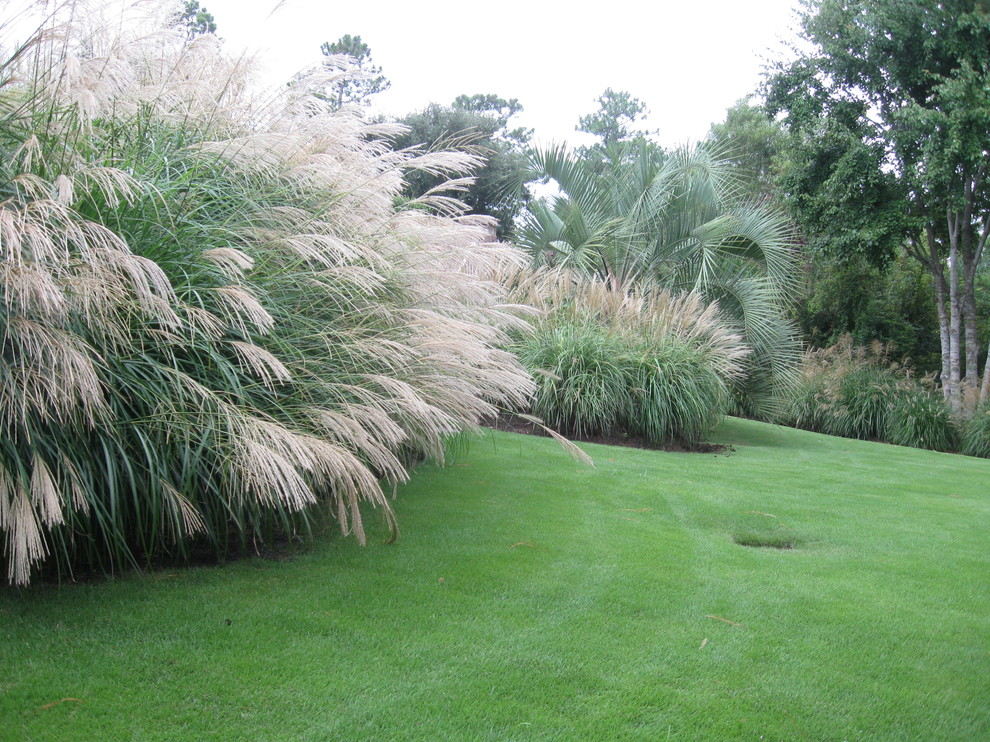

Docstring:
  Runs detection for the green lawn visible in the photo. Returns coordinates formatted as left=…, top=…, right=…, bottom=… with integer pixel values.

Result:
left=2, top=418, right=988, bottom=741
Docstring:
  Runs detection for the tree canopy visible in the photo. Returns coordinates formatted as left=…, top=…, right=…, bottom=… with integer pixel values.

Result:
left=577, top=88, right=652, bottom=149
left=706, top=98, right=786, bottom=205
left=318, top=34, right=390, bottom=110
left=764, top=0, right=990, bottom=408
left=574, top=88, right=655, bottom=169
left=391, top=95, right=533, bottom=238
left=177, top=0, right=216, bottom=38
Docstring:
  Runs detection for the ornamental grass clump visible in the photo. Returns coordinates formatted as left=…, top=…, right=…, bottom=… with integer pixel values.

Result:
left=959, top=409, right=990, bottom=458
left=509, top=268, right=745, bottom=445
left=884, top=385, right=958, bottom=452
left=517, top=318, right=630, bottom=438
left=783, top=337, right=900, bottom=438
left=625, top=337, right=729, bottom=444
left=0, top=3, right=534, bottom=585
left=781, top=336, right=960, bottom=451
left=828, top=365, right=901, bottom=439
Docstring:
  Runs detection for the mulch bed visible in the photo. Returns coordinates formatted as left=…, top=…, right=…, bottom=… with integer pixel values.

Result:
left=485, top=414, right=733, bottom=455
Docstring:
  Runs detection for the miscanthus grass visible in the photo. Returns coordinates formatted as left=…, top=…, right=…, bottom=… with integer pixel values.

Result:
left=0, top=1, right=534, bottom=585
left=509, top=268, right=747, bottom=444
left=780, top=336, right=962, bottom=453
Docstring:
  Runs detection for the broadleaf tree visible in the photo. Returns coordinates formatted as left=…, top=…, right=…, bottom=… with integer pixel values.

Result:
left=707, top=97, right=786, bottom=205
left=708, top=97, right=945, bottom=370
left=765, top=0, right=990, bottom=409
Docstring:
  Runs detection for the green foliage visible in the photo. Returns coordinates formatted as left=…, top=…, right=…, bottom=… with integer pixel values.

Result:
left=764, top=0, right=990, bottom=405
left=576, top=88, right=653, bottom=164
left=177, top=0, right=216, bottom=38
left=768, top=111, right=911, bottom=269
left=521, top=140, right=801, bottom=418
left=886, top=385, right=959, bottom=452
left=784, top=369, right=832, bottom=434
left=391, top=95, right=533, bottom=238
left=511, top=273, right=740, bottom=445
left=518, top=319, right=631, bottom=439
left=452, top=93, right=526, bottom=132
left=833, top=366, right=901, bottom=439
left=784, top=352, right=901, bottom=441
left=960, top=408, right=990, bottom=458
left=782, top=337, right=959, bottom=451
left=518, top=318, right=728, bottom=446
left=795, top=254, right=942, bottom=373
left=706, top=97, right=786, bottom=204
left=624, top=338, right=728, bottom=444
left=783, top=339, right=888, bottom=435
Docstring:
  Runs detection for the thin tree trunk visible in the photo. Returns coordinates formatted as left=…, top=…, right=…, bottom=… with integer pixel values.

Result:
left=948, top=212, right=963, bottom=411
left=963, top=270, right=979, bottom=400
left=970, top=212, right=990, bottom=408
left=981, top=343, right=990, bottom=407
left=959, top=174, right=981, bottom=403
left=924, top=226, right=952, bottom=400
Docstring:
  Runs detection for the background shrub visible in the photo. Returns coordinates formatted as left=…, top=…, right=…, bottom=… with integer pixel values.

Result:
left=780, top=336, right=960, bottom=452
left=884, top=385, right=958, bottom=451
left=960, top=409, right=990, bottom=458
left=832, top=366, right=900, bottom=439
left=782, top=338, right=902, bottom=439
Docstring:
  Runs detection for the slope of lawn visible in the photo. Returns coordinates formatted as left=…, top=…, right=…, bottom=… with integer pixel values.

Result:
left=1, top=418, right=988, bottom=741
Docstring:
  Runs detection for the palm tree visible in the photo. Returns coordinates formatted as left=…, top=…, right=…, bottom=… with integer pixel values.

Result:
left=519, top=139, right=800, bottom=416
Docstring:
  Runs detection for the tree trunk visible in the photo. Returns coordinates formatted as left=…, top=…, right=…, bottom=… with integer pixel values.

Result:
left=963, top=268, right=979, bottom=402
left=924, top=226, right=952, bottom=400
left=947, top=214, right=962, bottom=411
left=969, top=211, right=990, bottom=408
left=981, top=343, right=990, bottom=407
left=959, top=175, right=982, bottom=407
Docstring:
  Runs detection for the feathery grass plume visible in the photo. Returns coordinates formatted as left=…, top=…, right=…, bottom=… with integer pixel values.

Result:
left=505, top=267, right=749, bottom=380
left=5, top=485, right=47, bottom=586
left=0, top=1, right=537, bottom=584
left=29, top=454, right=62, bottom=527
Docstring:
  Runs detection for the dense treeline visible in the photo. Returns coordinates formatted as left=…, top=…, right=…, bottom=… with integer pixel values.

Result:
left=763, top=0, right=990, bottom=411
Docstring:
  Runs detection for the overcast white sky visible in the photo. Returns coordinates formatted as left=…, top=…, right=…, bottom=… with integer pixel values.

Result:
left=200, top=0, right=802, bottom=148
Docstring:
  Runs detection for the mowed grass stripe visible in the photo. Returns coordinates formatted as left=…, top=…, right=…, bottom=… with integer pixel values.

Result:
left=1, top=418, right=987, bottom=740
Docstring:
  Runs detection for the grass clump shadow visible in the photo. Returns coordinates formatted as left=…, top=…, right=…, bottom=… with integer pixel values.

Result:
left=731, top=531, right=800, bottom=550
left=728, top=511, right=804, bottom=550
